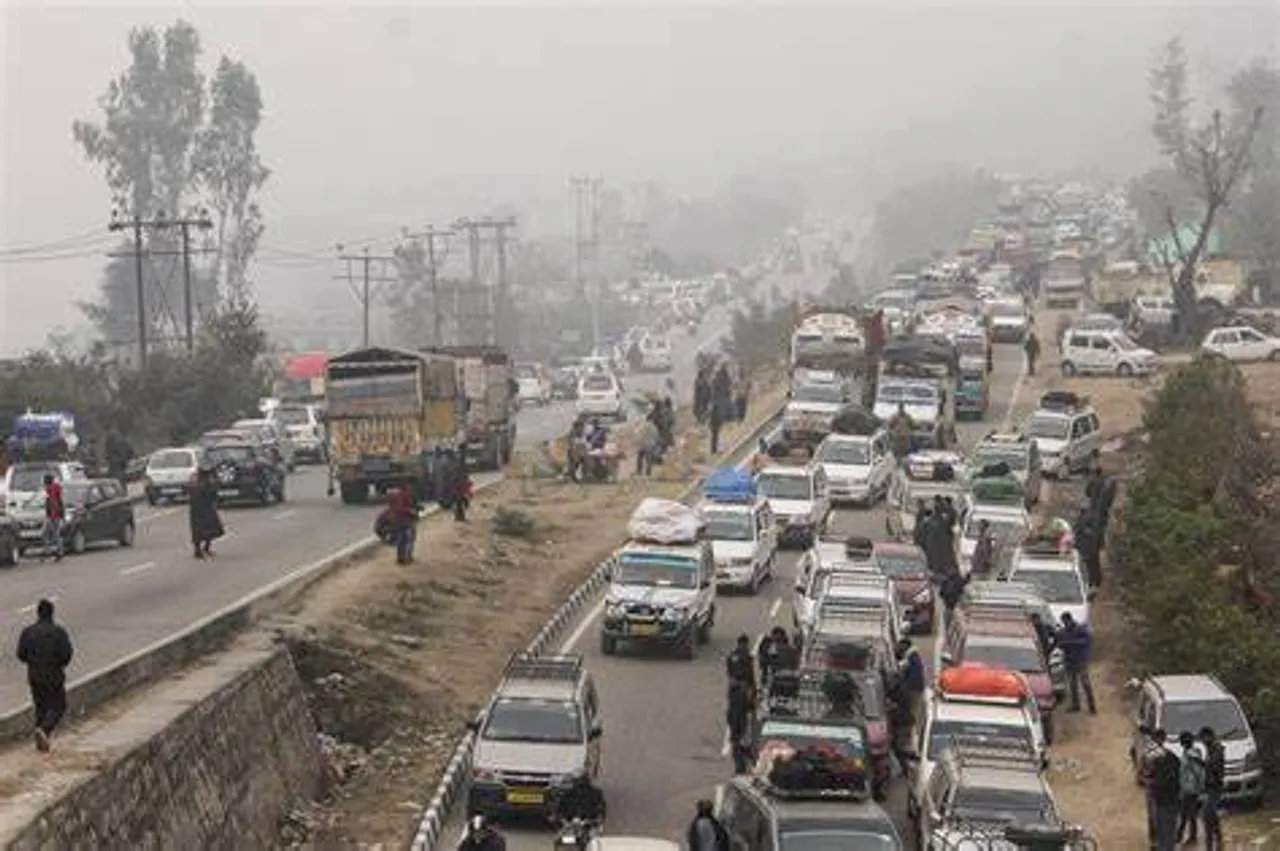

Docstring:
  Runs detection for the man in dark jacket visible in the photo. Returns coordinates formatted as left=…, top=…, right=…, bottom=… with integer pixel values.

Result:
left=896, top=638, right=926, bottom=728
left=1073, top=507, right=1104, bottom=590
left=1024, top=331, right=1041, bottom=375
left=1145, top=729, right=1182, bottom=851
left=16, top=599, right=73, bottom=752
left=553, top=773, right=607, bottom=823
left=687, top=799, right=729, bottom=851
left=726, top=634, right=756, bottom=695
left=1055, top=613, right=1095, bottom=713
left=1199, top=727, right=1226, bottom=850
left=726, top=679, right=754, bottom=774
left=694, top=369, right=712, bottom=424
left=939, top=571, right=971, bottom=630
left=1086, top=464, right=1119, bottom=537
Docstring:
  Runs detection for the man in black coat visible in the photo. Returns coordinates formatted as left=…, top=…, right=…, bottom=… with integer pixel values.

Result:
left=1073, top=507, right=1104, bottom=590
left=16, top=599, right=73, bottom=752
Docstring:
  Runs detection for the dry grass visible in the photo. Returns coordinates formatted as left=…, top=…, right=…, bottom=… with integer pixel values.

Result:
left=273, top=386, right=784, bottom=847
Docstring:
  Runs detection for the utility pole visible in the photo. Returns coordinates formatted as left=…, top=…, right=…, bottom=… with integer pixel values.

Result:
left=402, top=227, right=453, bottom=345
left=109, top=209, right=188, bottom=370
left=335, top=246, right=397, bottom=347
left=452, top=216, right=518, bottom=346
left=155, top=212, right=214, bottom=352
left=570, top=176, right=604, bottom=351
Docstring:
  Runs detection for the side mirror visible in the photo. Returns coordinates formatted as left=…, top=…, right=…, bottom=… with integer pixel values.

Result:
left=589, top=725, right=603, bottom=740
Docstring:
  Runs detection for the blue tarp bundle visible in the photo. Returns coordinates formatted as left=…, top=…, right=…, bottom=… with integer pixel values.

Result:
left=5, top=412, right=77, bottom=462
left=703, top=466, right=757, bottom=503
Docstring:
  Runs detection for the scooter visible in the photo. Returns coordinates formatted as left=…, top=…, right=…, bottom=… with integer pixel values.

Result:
left=553, top=817, right=603, bottom=850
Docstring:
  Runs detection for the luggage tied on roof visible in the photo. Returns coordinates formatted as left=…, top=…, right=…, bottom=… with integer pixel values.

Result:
left=627, top=497, right=703, bottom=544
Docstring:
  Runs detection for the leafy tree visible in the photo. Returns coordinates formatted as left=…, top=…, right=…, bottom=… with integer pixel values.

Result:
left=193, top=57, right=270, bottom=303
left=1149, top=38, right=1194, bottom=166
left=725, top=299, right=795, bottom=375
left=1225, top=61, right=1280, bottom=297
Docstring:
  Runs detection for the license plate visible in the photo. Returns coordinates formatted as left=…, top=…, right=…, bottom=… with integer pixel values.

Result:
left=629, top=622, right=658, bottom=637
left=505, top=789, right=544, bottom=805
left=218, top=489, right=239, bottom=497
left=20, top=530, right=41, bottom=540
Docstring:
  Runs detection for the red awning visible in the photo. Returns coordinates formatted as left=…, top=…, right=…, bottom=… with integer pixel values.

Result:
left=284, top=352, right=328, bottom=381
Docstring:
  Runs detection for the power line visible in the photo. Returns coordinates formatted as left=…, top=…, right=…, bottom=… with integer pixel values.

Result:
left=0, top=226, right=110, bottom=256
left=335, top=246, right=398, bottom=348
left=402, top=226, right=454, bottom=345
left=0, top=242, right=113, bottom=264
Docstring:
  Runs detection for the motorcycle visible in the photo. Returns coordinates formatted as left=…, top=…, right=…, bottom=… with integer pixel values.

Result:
left=552, top=817, right=602, bottom=850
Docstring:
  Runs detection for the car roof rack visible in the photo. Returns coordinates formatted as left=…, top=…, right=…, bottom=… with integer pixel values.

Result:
left=503, top=653, right=584, bottom=683
left=762, top=666, right=869, bottom=721
left=1037, top=389, right=1089, bottom=412
left=962, top=601, right=1038, bottom=621
left=944, top=735, right=1042, bottom=772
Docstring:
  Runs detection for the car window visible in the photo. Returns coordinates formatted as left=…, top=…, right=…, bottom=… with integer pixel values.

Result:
left=1090, top=337, right=1112, bottom=351
left=1071, top=418, right=1087, bottom=438
left=149, top=449, right=195, bottom=469
left=1160, top=699, right=1251, bottom=741
left=481, top=697, right=583, bottom=744
left=779, top=832, right=897, bottom=851
left=1215, top=330, right=1239, bottom=345
left=1067, top=334, right=1088, bottom=348
left=1240, top=329, right=1265, bottom=343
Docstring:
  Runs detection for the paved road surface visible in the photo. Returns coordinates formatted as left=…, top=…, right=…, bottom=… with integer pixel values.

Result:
left=0, top=309, right=750, bottom=715
left=441, top=343, right=1030, bottom=848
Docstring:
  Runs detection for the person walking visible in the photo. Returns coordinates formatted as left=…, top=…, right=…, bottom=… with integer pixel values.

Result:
left=1086, top=464, right=1119, bottom=537
left=1055, top=612, right=1096, bottom=714
left=895, top=638, right=926, bottom=728
left=1023, top=331, right=1041, bottom=376
left=636, top=415, right=659, bottom=477
left=708, top=397, right=725, bottom=456
left=725, top=634, right=756, bottom=697
left=16, top=599, right=73, bottom=752
left=188, top=465, right=224, bottom=559
left=387, top=483, right=418, bottom=564
left=1145, top=729, right=1182, bottom=851
left=1073, top=507, right=1104, bottom=591
left=939, top=570, right=971, bottom=631
left=686, top=799, right=729, bottom=851
left=1200, top=727, right=1226, bottom=850
left=725, top=679, right=754, bottom=774
left=40, top=473, right=65, bottom=562
left=1175, top=730, right=1206, bottom=845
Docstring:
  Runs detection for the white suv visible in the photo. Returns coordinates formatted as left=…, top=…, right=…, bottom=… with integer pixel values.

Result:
left=1060, top=329, right=1158, bottom=377
left=1019, top=394, right=1101, bottom=479
left=699, top=498, right=777, bottom=594
left=576, top=371, right=626, bottom=421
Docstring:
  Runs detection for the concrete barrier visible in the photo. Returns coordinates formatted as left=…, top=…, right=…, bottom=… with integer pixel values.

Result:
left=408, top=407, right=782, bottom=851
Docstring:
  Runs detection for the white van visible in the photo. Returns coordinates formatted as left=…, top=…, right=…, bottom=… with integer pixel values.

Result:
left=576, top=371, right=626, bottom=421
left=1060, top=329, right=1158, bottom=377
left=699, top=497, right=777, bottom=593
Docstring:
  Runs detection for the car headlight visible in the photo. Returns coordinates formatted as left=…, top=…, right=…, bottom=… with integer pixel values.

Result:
left=661, top=606, right=688, bottom=622
left=473, top=767, right=499, bottom=782
left=606, top=602, right=627, bottom=618
left=550, top=772, right=584, bottom=787
left=1244, top=750, right=1261, bottom=771
left=912, top=588, right=933, bottom=605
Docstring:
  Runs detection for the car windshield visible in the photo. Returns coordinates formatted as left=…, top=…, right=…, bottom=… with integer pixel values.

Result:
left=583, top=375, right=614, bottom=392
left=876, top=553, right=928, bottom=579
left=615, top=553, right=700, bottom=588
left=205, top=445, right=254, bottom=464
left=758, top=474, right=813, bottom=501
left=149, top=449, right=196, bottom=469
left=955, top=339, right=986, bottom=357
left=1161, top=700, right=1251, bottom=741
left=1014, top=569, right=1084, bottom=604
left=974, top=446, right=1028, bottom=471
left=515, top=364, right=537, bottom=379
left=1024, top=416, right=1070, bottom=440
left=965, top=517, right=1026, bottom=542
left=794, top=384, right=845, bottom=405
left=878, top=384, right=937, bottom=405
left=274, top=407, right=311, bottom=426
left=990, top=303, right=1025, bottom=317
left=62, top=482, right=94, bottom=504
left=927, top=720, right=1033, bottom=759
left=964, top=641, right=1045, bottom=673
left=7, top=466, right=57, bottom=492
left=780, top=831, right=898, bottom=851
left=817, top=440, right=870, bottom=465
left=704, top=511, right=754, bottom=541
left=482, top=697, right=582, bottom=744
left=952, top=788, right=1054, bottom=824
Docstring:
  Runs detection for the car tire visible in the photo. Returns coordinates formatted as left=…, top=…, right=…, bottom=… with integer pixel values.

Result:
left=69, top=529, right=87, bottom=555
left=119, top=521, right=136, bottom=547
left=146, top=490, right=158, bottom=507
left=0, top=543, right=16, bottom=567
left=259, top=483, right=273, bottom=506
left=1116, top=362, right=1134, bottom=377
left=1061, top=361, right=1078, bottom=377
left=1269, top=350, right=1280, bottom=362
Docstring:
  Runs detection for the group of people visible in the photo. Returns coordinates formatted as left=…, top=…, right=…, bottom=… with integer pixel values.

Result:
left=694, top=360, right=748, bottom=456
left=1142, top=726, right=1228, bottom=850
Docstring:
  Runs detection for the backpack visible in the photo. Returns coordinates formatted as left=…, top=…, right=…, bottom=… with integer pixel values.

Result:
left=1180, top=751, right=1206, bottom=797
left=1150, top=750, right=1182, bottom=804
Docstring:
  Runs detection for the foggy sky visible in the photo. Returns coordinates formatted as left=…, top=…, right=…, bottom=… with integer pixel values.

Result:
left=2, top=1, right=1275, bottom=354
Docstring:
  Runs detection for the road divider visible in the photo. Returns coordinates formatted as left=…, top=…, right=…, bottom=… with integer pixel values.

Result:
left=408, top=407, right=783, bottom=851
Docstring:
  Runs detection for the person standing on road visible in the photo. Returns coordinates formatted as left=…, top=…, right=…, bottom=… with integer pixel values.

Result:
left=1055, top=613, right=1096, bottom=714
left=888, top=402, right=914, bottom=459
left=1023, top=331, right=1041, bottom=376
left=387, top=483, right=418, bottom=564
left=734, top=372, right=751, bottom=423
left=1199, top=727, right=1226, bottom=850
left=636, top=415, right=659, bottom=477
left=726, top=634, right=756, bottom=698
left=693, top=367, right=712, bottom=425
left=1086, top=464, right=1119, bottom=538
left=1073, top=507, right=1104, bottom=590
left=41, top=473, right=65, bottom=562
left=1176, top=730, right=1206, bottom=845
left=970, top=519, right=995, bottom=575
left=895, top=638, right=926, bottom=727
left=726, top=679, right=754, bottom=774
left=686, top=799, right=729, bottom=851
left=188, top=466, right=224, bottom=560
left=16, top=599, right=73, bottom=753
left=1145, top=728, right=1182, bottom=851
left=939, top=570, right=971, bottom=630
left=708, top=396, right=725, bottom=456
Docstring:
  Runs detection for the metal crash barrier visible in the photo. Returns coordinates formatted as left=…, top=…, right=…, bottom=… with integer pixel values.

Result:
left=931, top=824, right=1097, bottom=851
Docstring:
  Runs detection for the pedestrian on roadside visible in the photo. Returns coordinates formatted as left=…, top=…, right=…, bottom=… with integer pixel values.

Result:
left=1055, top=612, right=1096, bottom=714
left=734, top=373, right=751, bottom=423
left=1176, top=730, right=1206, bottom=845
left=939, top=570, right=970, bottom=630
left=1200, top=727, right=1226, bottom=850
left=708, top=397, right=725, bottom=456
left=686, top=799, right=729, bottom=851
left=387, top=483, right=418, bottom=564
left=1086, top=464, right=1119, bottom=537
left=1144, top=728, right=1182, bottom=851
left=1073, top=507, right=1104, bottom=590
left=16, top=599, right=73, bottom=753
left=726, top=634, right=756, bottom=698
left=970, top=518, right=995, bottom=575
left=40, top=473, right=65, bottom=562
left=188, top=465, right=224, bottom=560
left=1023, top=331, right=1041, bottom=376
left=726, top=679, right=754, bottom=774
left=895, top=638, right=926, bottom=727
left=636, top=415, right=659, bottom=477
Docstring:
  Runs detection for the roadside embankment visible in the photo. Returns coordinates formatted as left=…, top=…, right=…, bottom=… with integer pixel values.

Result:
left=0, top=641, right=327, bottom=849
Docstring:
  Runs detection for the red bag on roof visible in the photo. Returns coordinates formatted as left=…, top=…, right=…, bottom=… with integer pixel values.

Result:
left=937, top=663, right=1030, bottom=701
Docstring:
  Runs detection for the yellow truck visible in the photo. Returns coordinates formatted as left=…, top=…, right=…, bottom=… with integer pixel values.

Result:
left=324, top=346, right=459, bottom=505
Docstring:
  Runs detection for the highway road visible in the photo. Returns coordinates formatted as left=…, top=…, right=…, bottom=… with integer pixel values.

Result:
left=0, top=308, right=751, bottom=716
left=440, top=343, right=1031, bottom=848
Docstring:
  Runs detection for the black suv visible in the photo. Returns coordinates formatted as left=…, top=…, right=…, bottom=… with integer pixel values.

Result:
left=203, top=441, right=286, bottom=506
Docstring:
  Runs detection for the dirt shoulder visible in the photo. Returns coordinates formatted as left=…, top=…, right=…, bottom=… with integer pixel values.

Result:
left=272, top=384, right=784, bottom=847
left=1023, top=308, right=1280, bottom=846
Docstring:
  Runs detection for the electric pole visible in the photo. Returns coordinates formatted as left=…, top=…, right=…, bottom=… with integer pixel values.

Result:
left=452, top=216, right=518, bottom=346
left=335, top=246, right=397, bottom=347
left=144, top=212, right=214, bottom=352
left=109, top=209, right=192, bottom=370
left=403, top=226, right=454, bottom=345
left=570, top=176, right=603, bottom=351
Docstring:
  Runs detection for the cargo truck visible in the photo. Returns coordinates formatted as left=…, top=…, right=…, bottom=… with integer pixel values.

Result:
left=425, top=345, right=518, bottom=471
left=324, top=347, right=459, bottom=504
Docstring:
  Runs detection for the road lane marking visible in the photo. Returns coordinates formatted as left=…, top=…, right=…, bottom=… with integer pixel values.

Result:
left=138, top=507, right=180, bottom=523
left=18, top=594, right=59, bottom=614
left=271, top=509, right=297, bottom=521
left=120, top=561, right=156, bottom=576
left=560, top=599, right=604, bottom=653
left=768, top=598, right=781, bottom=620
left=720, top=728, right=732, bottom=757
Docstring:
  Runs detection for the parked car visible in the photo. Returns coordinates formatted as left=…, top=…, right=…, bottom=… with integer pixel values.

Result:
left=1201, top=325, right=1280, bottom=362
